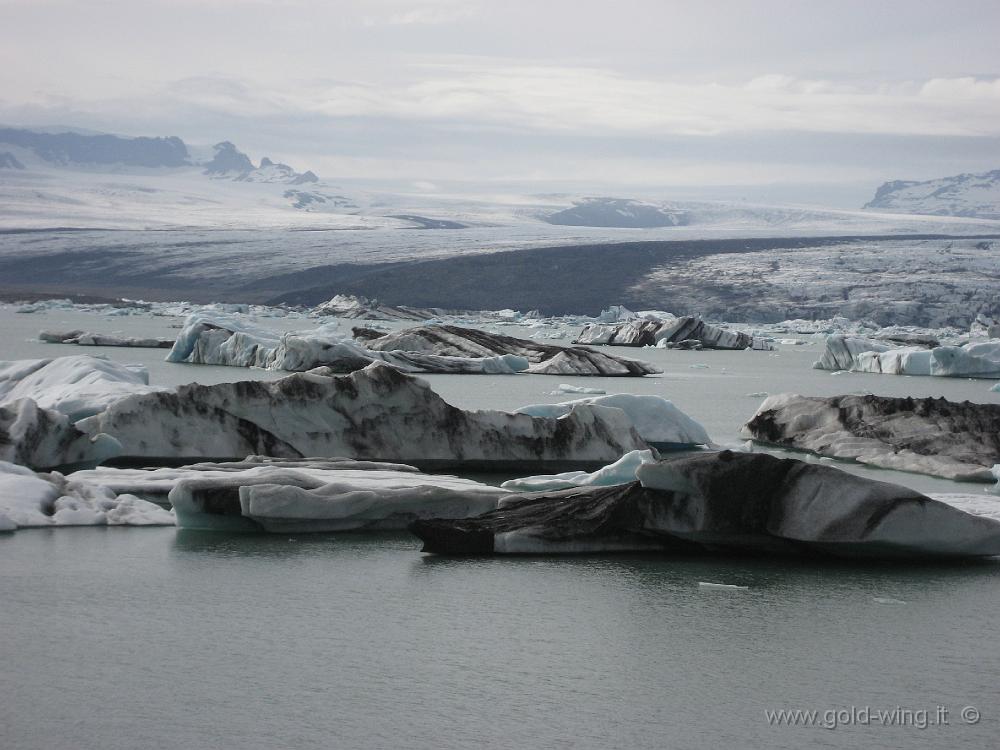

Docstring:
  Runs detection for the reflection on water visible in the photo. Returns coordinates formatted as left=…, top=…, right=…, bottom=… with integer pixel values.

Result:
left=1, top=528, right=998, bottom=750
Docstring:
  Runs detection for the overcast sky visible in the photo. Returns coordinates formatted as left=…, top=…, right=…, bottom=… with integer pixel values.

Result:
left=2, top=0, right=998, bottom=204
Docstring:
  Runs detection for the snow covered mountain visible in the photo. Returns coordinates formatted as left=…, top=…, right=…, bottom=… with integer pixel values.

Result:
left=2, top=125, right=1000, bottom=236
left=864, top=169, right=1000, bottom=220
left=202, top=141, right=318, bottom=184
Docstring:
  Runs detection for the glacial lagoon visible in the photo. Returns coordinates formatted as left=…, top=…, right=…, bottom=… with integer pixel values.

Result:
left=1, top=305, right=999, bottom=749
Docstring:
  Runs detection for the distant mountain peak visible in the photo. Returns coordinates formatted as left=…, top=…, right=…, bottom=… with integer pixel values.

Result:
left=864, top=169, right=1000, bottom=220
left=203, top=142, right=319, bottom=184
left=203, top=141, right=256, bottom=174
left=0, top=151, right=25, bottom=169
left=0, top=127, right=189, bottom=168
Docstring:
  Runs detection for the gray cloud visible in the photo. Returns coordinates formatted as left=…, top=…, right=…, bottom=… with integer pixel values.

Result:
left=1, top=0, right=998, bottom=204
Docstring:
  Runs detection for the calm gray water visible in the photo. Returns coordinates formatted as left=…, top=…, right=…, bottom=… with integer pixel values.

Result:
left=1, top=528, right=997, bottom=750
left=2, top=307, right=1000, bottom=749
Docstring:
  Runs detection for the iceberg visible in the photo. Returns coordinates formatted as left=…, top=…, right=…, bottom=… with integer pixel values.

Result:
left=742, top=393, right=1000, bottom=481
left=500, top=449, right=656, bottom=492
left=311, top=294, right=437, bottom=321
left=575, top=316, right=765, bottom=350
left=411, top=451, right=1000, bottom=559
left=0, top=460, right=174, bottom=531
left=236, top=471, right=506, bottom=533
left=0, top=355, right=161, bottom=422
left=0, top=398, right=120, bottom=470
left=68, top=456, right=422, bottom=507
left=40, top=330, right=174, bottom=348
left=813, top=335, right=899, bottom=371
left=77, top=363, right=649, bottom=466
left=365, top=324, right=660, bottom=376
left=814, top=335, right=1000, bottom=378
left=166, top=314, right=529, bottom=374
left=516, top=394, right=711, bottom=449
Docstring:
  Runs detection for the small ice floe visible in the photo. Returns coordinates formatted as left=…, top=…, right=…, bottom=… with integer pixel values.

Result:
left=689, top=363, right=710, bottom=369
left=991, top=383, right=1000, bottom=393
left=746, top=391, right=769, bottom=398
left=556, top=384, right=607, bottom=395
left=698, top=582, right=749, bottom=591
left=831, top=370, right=849, bottom=376
left=872, top=597, right=907, bottom=605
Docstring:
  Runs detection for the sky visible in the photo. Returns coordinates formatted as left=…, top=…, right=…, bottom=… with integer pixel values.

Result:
left=1, top=0, right=999, bottom=205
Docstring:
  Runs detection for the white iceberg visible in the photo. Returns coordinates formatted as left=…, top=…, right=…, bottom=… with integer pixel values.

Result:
left=0, top=461, right=174, bottom=531
left=500, top=449, right=656, bottom=493
left=815, top=335, right=1000, bottom=379
left=0, top=355, right=160, bottom=422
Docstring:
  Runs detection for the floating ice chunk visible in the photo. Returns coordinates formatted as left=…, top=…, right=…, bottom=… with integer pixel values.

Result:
left=0, top=461, right=174, bottom=530
left=0, top=398, right=121, bottom=470
left=815, top=334, right=1000, bottom=379
left=743, top=393, right=1000, bottom=482
left=40, top=330, right=173, bottom=348
left=78, top=363, right=648, bottom=465
left=238, top=471, right=506, bottom=533
left=556, top=384, right=607, bottom=395
left=167, top=314, right=530, bottom=374
left=414, top=451, right=1000, bottom=559
left=746, top=391, right=769, bottom=398
left=516, top=394, right=711, bottom=449
left=813, top=335, right=898, bottom=371
left=576, top=316, right=765, bottom=350
left=500, top=449, right=657, bottom=493
left=0, top=355, right=160, bottom=421
left=872, top=597, right=906, bottom=605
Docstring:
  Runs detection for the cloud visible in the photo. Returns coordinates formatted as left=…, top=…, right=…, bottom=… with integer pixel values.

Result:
left=6, top=60, right=1000, bottom=142
left=361, top=0, right=479, bottom=26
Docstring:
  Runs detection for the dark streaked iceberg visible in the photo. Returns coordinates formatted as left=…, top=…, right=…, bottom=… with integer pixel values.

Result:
left=366, top=324, right=660, bottom=376
left=742, top=393, right=1000, bottom=481
left=411, top=451, right=1000, bottom=559
left=77, top=363, right=649, bottom=467
left=0, top=398, right=120, bottom=470
left=575, top=316, right=762, bottom=350
left=166, top=314, right=529, bottom=374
